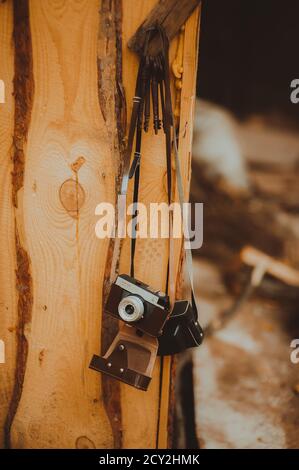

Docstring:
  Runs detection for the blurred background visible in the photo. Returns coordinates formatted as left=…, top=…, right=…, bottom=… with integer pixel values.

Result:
left=175, top=0, right=299, bottom=449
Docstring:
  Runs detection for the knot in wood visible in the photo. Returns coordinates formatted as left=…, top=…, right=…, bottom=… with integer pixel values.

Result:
left=59, top=178, right=85, bottom=219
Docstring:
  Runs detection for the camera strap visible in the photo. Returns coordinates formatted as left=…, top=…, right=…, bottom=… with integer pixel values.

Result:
left=158, top=25, right=199, bottom=321
left=128, top=28, right=173, bottom=285
left=109, top=30, right=153, bottom=284
left=111, top=24, right=199, bottom=322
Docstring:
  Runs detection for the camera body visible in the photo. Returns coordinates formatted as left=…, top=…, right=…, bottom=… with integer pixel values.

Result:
left=105, top=274, right=171, bottom=337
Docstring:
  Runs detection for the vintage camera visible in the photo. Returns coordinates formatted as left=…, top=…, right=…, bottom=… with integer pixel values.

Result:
left=158, top=299, right=204, bottom=356
left=105, top=274, right=171, bottom=337
left=89, top=274, right=171, bottom=391
left=89, top=275, right=203, bottom=390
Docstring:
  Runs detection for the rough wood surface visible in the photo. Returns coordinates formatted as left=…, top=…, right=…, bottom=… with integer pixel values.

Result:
left=160, top=6, right=201, bottom=448
left=120, top=1, right=201, bottom=449
left=120, top=1, right=173, bottom=449
left=10, top=0, right=114, bottom=449
left=128, top=0, right=201, bottom=56
left=0, top=0, right=201, bottom=449
left=97, top=0, right=124, bottom=450
left=0, top=0, right=18, bottom=449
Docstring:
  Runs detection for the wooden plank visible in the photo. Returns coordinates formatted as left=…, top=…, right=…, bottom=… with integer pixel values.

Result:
left=120, top=1, right=201, bottom=449
left=2, top=0, right=201, bottom=449
left=158, top=6, right=201, bottom=449
left=171, top=5, right=201, bottom=277
left=120, top=1, right=170, bottom=448
left=128, top=0, right=201, bottom=56
left=97, top=0, right=125, bottom=449
left=9, top=0, right=114, bottom=448
left=0, top=0, right=18, bottom=449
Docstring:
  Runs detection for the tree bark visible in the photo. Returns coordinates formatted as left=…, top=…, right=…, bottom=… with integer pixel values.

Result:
left=0, top=0, right=17, bottom=449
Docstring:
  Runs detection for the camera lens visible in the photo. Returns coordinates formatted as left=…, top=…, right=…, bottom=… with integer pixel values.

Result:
left=125, top=304, right=135, bottom=316
left=118, top=296, right=144, bottom=323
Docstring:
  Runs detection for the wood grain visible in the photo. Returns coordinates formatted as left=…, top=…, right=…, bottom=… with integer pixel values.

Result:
left=4, top=0, right=35, bottom=448
left=1, top=0, right=201, bottom=448
left=119, top=1, right=174, bottom=449
left=98, top=0, right=124, bottom=449
left=119, top=1, right=201, bottom=449
left=171, top=5, right=201, bottom=286
left=158, top=6, right=201, bottom=449
left=128, top=0, right=201, bottom=56
left=0, top=0, right=18, bottom=449
left=10, top=0, right=114, bottom=448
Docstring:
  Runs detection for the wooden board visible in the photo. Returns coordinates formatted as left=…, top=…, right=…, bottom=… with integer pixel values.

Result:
left=119, top=1, right=177, bottom=449
left=0, top=0, right=201, bottom=449
left=0, top=0, right=18, bottom=449
left=120, top=2, right=201, bottom=449
left=159, top=7, right=201, bottom=448
left=9, top=0, right=114, bottom=449
left=128, top=0, right=201, bottom=55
